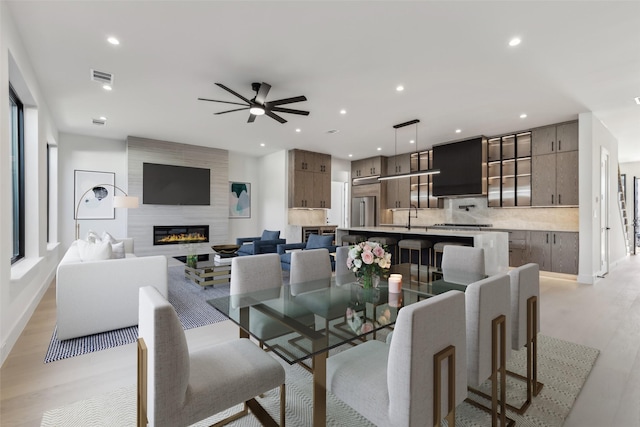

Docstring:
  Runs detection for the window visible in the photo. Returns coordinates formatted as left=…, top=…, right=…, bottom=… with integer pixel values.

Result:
left=10, top=85, right=25, bottom=264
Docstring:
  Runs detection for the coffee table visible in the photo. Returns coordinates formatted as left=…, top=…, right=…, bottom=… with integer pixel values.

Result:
left=181, top=254, right=233, bottom=288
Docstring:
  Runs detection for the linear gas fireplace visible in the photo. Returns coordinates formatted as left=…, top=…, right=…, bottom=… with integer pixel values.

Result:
left=153, top=225, right=209, bottom=245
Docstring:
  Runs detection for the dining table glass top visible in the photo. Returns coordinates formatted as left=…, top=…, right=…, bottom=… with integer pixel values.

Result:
left=207, top=269, right=486, bottom=365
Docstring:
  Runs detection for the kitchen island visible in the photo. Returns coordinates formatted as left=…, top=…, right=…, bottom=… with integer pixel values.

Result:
left=337, top=227, right=509, bottom=276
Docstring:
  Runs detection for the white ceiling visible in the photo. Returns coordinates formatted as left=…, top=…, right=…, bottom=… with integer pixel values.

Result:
left=6, top=1, right=640, bottom=162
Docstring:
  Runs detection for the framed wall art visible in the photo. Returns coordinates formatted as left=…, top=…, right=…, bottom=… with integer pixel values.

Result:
left=229, top=181, right=251, bottom=218
left=74, top=170, right=116, bottom=219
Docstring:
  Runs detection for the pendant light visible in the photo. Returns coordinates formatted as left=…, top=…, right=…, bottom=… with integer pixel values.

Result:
left=378, top=119, right=440, bottom=181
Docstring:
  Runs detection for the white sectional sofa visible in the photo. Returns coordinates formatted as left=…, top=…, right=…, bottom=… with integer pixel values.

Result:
left=56, top=238, right=168, bottom=340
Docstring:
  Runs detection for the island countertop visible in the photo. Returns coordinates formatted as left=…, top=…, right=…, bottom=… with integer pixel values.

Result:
left=336, top=227, right=509, bottom=275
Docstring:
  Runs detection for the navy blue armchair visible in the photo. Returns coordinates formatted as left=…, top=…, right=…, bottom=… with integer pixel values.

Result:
left=277, top=234, right=338, bottom=271
left=236, top=230, right=286, bottom=256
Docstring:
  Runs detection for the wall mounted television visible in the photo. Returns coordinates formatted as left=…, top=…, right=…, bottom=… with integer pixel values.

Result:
left=143, top=163, right=210, bottom=205
left=432, top=137, right=486, bottom=197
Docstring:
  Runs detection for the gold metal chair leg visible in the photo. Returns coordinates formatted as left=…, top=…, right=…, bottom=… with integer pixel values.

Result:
left=434, top=345, right=456, bottom=427
left=137, top=338, right=148, bottom=427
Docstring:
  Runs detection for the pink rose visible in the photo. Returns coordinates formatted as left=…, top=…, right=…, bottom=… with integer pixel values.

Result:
left=346, top=257, right=353, bottom=268
left=360, top=322, right=373, bottom=334
left=373, top=245, right=385, bottom=258
left=361, top=250, right=374, bottom=264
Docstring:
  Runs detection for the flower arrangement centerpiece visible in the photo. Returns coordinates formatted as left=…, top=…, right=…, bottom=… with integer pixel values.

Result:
left=346, top=241, right=392, bottom=288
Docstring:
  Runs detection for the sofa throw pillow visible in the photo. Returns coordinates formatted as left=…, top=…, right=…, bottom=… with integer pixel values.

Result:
left=85, top=230, right=101, bottom=243
left=261, top=230, right=280, bottom=240
left=111, top=241, right=125, bottom=259
left=306, top=234, right=333, bottom=249
left=77, top=239, right=112, bottom=261
left=101, top=231, right=117, bottom=244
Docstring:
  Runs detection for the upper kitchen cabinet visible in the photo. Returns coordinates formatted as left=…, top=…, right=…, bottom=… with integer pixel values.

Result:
left=289, top=149, right=331, bottom=208
left=384, top=153, right=411, bottom=208
left=351, top=156, right=386, bottom=178
left=487, top=132, right=532, bottom=207
left=531, top=121, right=578, bottom=156
left=531, top=121, right=579, bottom=207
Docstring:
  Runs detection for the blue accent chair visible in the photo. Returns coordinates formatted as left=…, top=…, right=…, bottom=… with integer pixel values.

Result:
left=236, top=230, right=286, bottom=256
left=278, top=234, right=338, bottom=271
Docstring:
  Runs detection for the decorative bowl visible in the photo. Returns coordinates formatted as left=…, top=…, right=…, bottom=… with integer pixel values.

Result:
left=211, top=244, right=240, bottom=255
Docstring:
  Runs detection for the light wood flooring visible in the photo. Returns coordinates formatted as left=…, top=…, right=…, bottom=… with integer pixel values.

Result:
left=1, top=256, right=639, bottom=427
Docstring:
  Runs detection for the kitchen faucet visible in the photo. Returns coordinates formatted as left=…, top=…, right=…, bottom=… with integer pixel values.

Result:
left=407, top=204, right=418, bottom=230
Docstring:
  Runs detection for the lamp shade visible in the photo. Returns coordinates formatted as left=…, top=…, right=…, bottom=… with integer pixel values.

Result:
left=113, top=195, right=139, bottom=209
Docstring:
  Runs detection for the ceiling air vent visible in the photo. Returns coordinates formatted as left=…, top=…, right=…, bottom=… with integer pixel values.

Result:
left=90, top=69, right=114, bottom=85
left=92, top=118, right=107, bottom=126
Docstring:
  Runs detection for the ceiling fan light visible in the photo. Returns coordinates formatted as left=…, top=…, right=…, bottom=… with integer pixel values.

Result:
left=249, top=106, right=265, bottom=115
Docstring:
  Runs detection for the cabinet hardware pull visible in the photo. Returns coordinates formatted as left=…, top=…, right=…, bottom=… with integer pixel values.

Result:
left=551, top=140, right=554, bottom=152
left=551, top=194, right=554, bottom=205
left=553, top=234, right=556, bottom=244
left=546, top=233, right=549, bottom=244
left=558, top=194, right=561, bottom=204
left=559, top=140, right=561, bottom=151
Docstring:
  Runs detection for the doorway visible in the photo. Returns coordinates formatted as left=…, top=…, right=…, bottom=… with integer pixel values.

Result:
left=599, top=148, right=610, bottom=277
left=634, top=176, right=639, bottom=255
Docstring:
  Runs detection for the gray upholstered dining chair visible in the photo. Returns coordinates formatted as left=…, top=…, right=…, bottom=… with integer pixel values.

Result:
left=137, top=286, right=285, bottom=427
left=289, top=248, right=332, bottom=286
left=507, top=262, right=541, bottom=413
left=334, top=245, right=356, bottom=285
left=465, top=273, right=511, bottom=427
left=441, top=245, right=485, bottom=275
left=327, top=290, right=468, bottom=427
left=230, top=253, right=315, bottom=344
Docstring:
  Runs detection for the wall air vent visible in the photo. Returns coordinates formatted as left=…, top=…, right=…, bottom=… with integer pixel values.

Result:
left=92, top=118, right=107, bottom=126
left=90, top=69, right=114, bottom=85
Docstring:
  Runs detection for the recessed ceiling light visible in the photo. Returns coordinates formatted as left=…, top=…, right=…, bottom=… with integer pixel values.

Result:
left=107, top=36, right=120, bottom=45
left=295, top=128, right=301, bottom=133
left=409, top=139, right=415, bottom=144
left=102, top=84, right=112, bottom=91
left=348, top=154, right=353, bottom=157
left=99, top=116, right=107, bottom=121
left=396, top=85, right=404, bottom=92
left=377, top=147, right=382, bottom=151
left=635, top=96, right=640, bottom=105
left=260, top=143, right=265, bottom=147
left=520, top=113, right=527, bottom=118
left=340, top=109, right=347, bottom=115
left=455, top=129, right=462, bottom=133
left=509, top=37, right=521, bottom=47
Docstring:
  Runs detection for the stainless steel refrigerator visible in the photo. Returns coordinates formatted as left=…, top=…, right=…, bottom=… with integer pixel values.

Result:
left=351, top=196, right=376, bottom=227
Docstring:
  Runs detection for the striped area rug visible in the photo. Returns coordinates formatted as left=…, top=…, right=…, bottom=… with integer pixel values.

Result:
left=41, top=335, right=598, bottom=426
left=44, top=266, right=229, bottom=363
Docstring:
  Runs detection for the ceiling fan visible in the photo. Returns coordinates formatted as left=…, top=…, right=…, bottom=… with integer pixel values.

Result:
left=198, top=82, right=309, bottom=124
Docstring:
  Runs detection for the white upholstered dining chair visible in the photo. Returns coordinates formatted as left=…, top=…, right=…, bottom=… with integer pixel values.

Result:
left=289, top=248, right=332, bottom=285
left=334, top=245, right=357, bottom=285
left=507, top=262, right=542, bottom=413
left=465, top=273, right=511, bottom=427
left=137, top=286, right=285, bottom=427
left=327, top=290, right=468, bottom=427
left=441, top=245, right=485, bottom=275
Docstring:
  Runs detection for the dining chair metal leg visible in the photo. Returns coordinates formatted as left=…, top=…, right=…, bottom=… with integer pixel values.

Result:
left=137, top=338, right=147, bottom=427
left=433, top=345, right=457, bottom=427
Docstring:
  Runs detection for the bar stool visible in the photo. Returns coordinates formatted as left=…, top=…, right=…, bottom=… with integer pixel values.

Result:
left=397, top=239, right=432, bottom=284
left=341, top=234, right=366, bottom=246
left=369, top=236, right=398, bottom=265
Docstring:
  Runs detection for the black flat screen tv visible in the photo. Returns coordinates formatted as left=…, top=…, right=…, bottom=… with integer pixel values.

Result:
left=432, top=137, right=485, bottom=197
left=143, top=163, right=210, bottom=205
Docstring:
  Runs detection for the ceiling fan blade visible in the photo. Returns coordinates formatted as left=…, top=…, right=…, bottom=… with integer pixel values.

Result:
left=266, top=110, right=287, bottom=124
left=214, top=107, right=249, bottom=115
left=270, top=107, right=310, bottom=116
left=214, top=83, right=251, bottom=104
left=198, top=98, right=248, bottom=107
left=247, top=114, right=257, bottom=123
left=265, top=95, right=307, bottom=107
left=254, top=82, right=271, bottom=105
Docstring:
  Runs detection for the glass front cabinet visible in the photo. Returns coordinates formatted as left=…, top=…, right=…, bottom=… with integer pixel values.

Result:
left=487, top=132, right=532, bottom=207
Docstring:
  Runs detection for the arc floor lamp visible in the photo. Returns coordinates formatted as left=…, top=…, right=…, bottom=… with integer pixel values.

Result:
left=75, top=183, right=139, bottom=239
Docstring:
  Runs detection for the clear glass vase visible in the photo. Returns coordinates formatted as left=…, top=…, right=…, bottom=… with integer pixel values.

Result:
left=358, top=272, right=380, bottom=289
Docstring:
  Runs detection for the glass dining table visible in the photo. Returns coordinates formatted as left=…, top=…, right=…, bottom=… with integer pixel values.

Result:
left=207, top=269, right=486, bottom=427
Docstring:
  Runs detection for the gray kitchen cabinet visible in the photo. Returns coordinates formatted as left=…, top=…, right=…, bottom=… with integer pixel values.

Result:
left=289, top=149, right=331, bottom=208
left=532, top=150, right=578, bottom=206
left=529, top=230, right=578, bottom=274
left=555, top=150, right=579, bottom=205
left=507, top=230, right=529, bottom=267
left=351, top=156, right=386, bottom=178
left=531, top=121, right=578, bottom=156
left=384, top=153, right=411, bottom=209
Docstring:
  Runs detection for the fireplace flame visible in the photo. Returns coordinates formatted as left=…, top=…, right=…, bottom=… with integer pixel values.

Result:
left=158, top=232, right=207, bottom=243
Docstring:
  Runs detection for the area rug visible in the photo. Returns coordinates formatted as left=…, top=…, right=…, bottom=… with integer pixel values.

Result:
left=41, top=334, right=598, bottom=426
left=44, top=266, right=229, bottom=363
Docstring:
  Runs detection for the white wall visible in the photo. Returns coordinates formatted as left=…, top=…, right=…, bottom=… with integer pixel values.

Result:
left=58, top=133, right=128, bottom=249
left=1, top=3, right=60, bottom=366
left=259, top=151, right=288, bottom=237
left=578, top=112, right=626, bottom=284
